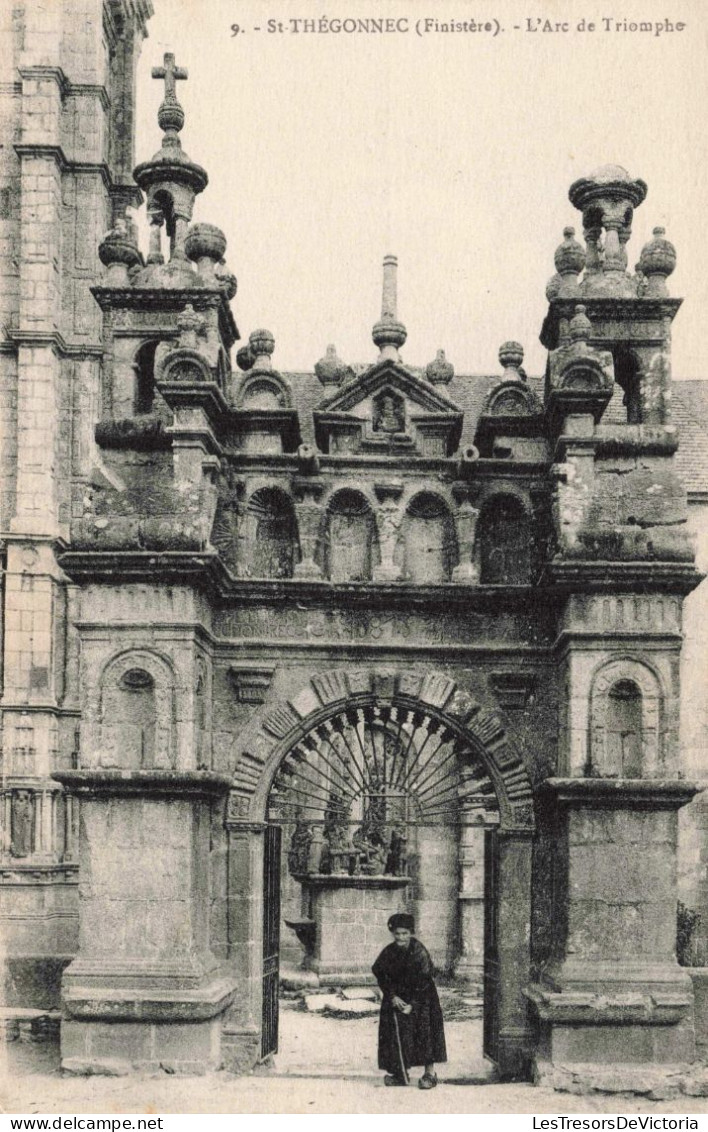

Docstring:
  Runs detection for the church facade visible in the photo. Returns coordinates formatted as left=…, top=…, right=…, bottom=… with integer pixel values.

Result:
left=2, top=0, right=708, bottom=1091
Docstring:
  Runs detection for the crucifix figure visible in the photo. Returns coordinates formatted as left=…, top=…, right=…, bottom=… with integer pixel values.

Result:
left=151, top=52, right=188, bottom=102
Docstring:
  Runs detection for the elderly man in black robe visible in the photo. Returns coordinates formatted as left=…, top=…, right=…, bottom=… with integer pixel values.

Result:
left=372, top=913, right=447, bottom=1089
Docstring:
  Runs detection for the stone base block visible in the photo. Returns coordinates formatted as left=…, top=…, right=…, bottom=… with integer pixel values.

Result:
left=61, top=1016, right=224, bottom=1075
left=535, top=1017, right=696, bottom=1067
left=534, top=1057, right=693, bottom=1100
left=220, top=1024, right=261, bottom=1074
left=688, top=968, right=708, bottom=1057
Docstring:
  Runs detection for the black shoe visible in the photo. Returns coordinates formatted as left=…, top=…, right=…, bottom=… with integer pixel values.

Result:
left=384, top=1074, right=407, bottom=1086
left=419, top=1072, right=438, bottom=1089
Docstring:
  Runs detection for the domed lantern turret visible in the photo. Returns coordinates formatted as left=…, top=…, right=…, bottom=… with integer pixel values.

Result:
left=569, top=165, right=647, bottom=294
left=133, top=54, right=208, bottom=265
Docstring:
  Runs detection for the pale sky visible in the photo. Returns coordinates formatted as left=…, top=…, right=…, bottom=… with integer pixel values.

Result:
left=135, top=0, right=708, bottom=379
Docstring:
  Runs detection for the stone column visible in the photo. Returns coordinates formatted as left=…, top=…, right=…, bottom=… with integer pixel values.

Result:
left=527, top=778, right=698, bottom=1092
left=454, top=818, right=485, bottom=991
left=221, top=811, right=266, bottom=1073
left=495, top=830, right=534, bottom=1080
left=53, top=769, right=235, bottom=1075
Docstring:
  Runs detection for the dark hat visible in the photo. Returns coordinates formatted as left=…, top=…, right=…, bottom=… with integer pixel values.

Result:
left=388, top=913, right=415, bottom=933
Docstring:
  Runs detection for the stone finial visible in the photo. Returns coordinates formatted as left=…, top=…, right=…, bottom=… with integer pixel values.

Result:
left=249, top=329, right=276, bottom=372
left=638, top=227, right=676, bottom=296
left=425, top=349, right=454, bottom=385
left=555, top=227, right=586, bottom=276
left=184, top=223, right=227, bottom=282
left=215, top=259, right=238, bottom=300
left=372, top=255, right=407, bottom=360
left=152, top=52, right=188, bottom=137
left=98, top=218, right=142, bottom=285
left=546, top=273, right=562, bottom=301
left=176, top=303, right=205, bottom=348
left=315, top=344, right=353, bottom=386
left=569, top=304, right=592, bottom=343
left=499, top=341, right=525, bottom=380
left=554, top=226, right=586, bottom=297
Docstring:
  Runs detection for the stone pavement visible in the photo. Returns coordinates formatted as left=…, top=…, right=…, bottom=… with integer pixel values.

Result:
left=2, top=1005, right=708, bottom=1116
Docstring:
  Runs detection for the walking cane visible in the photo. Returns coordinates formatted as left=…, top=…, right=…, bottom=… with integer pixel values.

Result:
left=392, top=1006, right=410, bottom=1085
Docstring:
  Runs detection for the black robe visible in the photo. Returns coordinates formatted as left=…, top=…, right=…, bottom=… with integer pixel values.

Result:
left=372, top=937, right=448, bottom=1073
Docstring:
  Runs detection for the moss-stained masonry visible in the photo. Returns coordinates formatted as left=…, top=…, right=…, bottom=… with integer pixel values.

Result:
left=2, top=0, right=708, bottom=1094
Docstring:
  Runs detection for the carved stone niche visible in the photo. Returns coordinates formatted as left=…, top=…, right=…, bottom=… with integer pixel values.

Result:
left=228, top=664, right=276, bottom=705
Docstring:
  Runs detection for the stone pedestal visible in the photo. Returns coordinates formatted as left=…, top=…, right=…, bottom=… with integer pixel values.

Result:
left=527, top=778, right=699, bottom=1091
left=295, top=874, right=410, bottom=983
left=53, top=770, right=236, bottom=1075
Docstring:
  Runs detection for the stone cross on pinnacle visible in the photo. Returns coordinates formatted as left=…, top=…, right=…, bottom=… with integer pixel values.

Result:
left=151, top=53, right=188, bottom=101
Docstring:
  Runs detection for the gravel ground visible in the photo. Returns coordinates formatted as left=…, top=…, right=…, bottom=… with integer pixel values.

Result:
left=2, top=1007, right=708, bottom=1116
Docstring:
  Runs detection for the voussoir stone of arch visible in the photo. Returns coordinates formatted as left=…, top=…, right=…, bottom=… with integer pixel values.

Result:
left=262, top=704, right=300, bottom=739
left=419, top=673, right=456, bottom=709
left=311, top=670, right=349, bottom=705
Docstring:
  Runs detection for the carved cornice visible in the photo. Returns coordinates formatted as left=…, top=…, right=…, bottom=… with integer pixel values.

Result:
left=2, top=329, right=103, bottom=358
left=541, top=295, right=683, bottom=350
left=53, top=769, right=233, bottom=800
left=541, top=777, right=700, bottom=811
left=14, top=144, right=112, bottom=190
left=541, top=559, right=703, bottom=596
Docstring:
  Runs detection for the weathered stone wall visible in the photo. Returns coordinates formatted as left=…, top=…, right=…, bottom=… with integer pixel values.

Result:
left=678, top=499, right=708, bottom=959
left=0, top=0, right=152, bottom=1006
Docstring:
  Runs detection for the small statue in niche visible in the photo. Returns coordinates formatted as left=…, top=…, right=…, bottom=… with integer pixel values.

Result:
left=352, top=821, right=388, bottom=876
left=374, top=395, right=405, bottom=434
left=321, top=792, right=352, bottom=874
left=288, top=818, right=314, bottom=876
left=385, top=825, right=408, bottom=877
left=10, top=790, right=34, bottom=858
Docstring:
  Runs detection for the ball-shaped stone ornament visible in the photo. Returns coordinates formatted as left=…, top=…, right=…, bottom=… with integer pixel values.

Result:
left=249, top=329, right=276, bottom=358
left=638, top=227, right=676, bottom=279
left=425, top=349, right=455, bottom=384
left=498, top=341, right=524, bottom=372
left=554, top=227, right=586, bottom=276
left=569, top=304, right=592, bottom=342
left=315, top=344, right=353, bottom=386
left=157, top=99, right=185, bottom=135
left=185, top=222, right=227, bottom=265
left=215, top=260, right=238, bottom=299
left=98, top=228, right=142, bottom=269
left=546, top=273, right=562, bottom=301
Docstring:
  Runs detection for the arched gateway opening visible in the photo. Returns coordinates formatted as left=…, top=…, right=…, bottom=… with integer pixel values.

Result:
left=225, top=671, right=535, bottom=1081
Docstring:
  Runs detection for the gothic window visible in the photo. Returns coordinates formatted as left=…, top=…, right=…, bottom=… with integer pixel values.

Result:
left=134, top=341, right=159, bottom=414
left=403, top=494, right=457, bottom=583
left=478, top=495, right=530, bottom=585
left=246, top=488, right=297, bottom=579
left=324, top=490, right=376, bottom=582
left=605, top=679, right=643, bottom=777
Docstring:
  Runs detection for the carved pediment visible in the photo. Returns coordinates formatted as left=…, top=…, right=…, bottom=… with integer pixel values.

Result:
left=314, top=359, right=462, bottom=457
